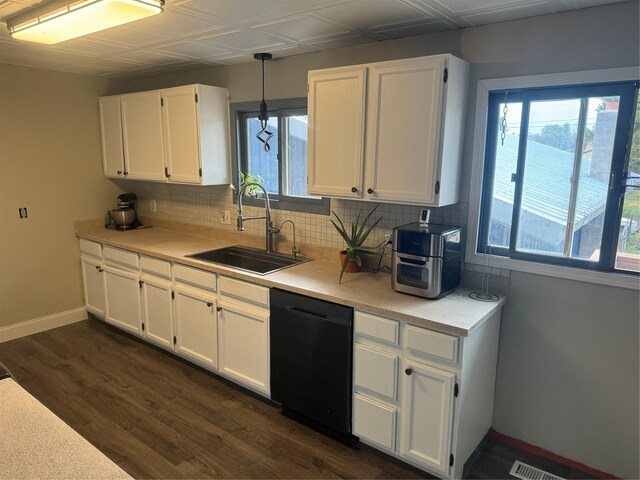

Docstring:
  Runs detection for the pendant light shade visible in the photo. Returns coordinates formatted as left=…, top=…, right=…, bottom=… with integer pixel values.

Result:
left=7, top=0, right=164, bottom=45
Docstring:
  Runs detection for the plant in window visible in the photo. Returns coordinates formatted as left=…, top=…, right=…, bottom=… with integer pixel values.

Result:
left=239, top=172, right=265, bottom=197
left=330, top=204, right=385, bottom=284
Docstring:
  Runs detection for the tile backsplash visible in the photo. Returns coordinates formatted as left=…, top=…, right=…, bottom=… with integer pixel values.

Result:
left=114, top=180, right=510, bottom=282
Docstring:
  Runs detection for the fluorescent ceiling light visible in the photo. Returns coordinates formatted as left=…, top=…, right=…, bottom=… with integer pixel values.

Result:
left=7, top=0, right=164, bottom=45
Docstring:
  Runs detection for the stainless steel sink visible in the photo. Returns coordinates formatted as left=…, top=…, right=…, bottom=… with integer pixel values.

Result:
left=186, top=245, right=311, bottom=275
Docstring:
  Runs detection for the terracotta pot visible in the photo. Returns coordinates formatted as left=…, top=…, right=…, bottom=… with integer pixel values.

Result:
left=339, top=250, right=361, bottom=273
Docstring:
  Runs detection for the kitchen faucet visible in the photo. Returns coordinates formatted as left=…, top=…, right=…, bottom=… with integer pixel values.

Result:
left=237, top=182, right=280, bottom=253
left=279, top=220, right=301, bottom=258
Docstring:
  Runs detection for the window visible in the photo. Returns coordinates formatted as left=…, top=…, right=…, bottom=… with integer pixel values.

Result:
left=230, top=99, right=330, bottom=214
left=477, top=81, right=639, bottom=274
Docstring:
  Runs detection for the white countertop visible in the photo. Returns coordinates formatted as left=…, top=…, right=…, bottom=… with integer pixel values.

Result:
left=0, top=378, right=131, bottom=480
left=76, top=225, right=506, bottom=337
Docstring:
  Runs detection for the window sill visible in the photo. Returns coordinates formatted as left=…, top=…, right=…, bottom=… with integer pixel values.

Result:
left=465, top=251, right=639, bottom=290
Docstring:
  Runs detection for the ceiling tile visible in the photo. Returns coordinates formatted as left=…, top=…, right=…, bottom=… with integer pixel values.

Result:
left=177, top=0, right=309, bottom=24
left=198, top=29, right=287, bottom=52
left=131, top=8, right=223, bottom=37
left=167, top=60, right=223, bottom=71
left=89, top=27, right=172, bottom=47
left=155, top=41, right=231, bottom=58
left=118, top=49, right=191, bottom=65
left=253, top=15, right=350, bottom=42
left=373, top=18, right=458, bottom=38
left=305, top=33, right=373, bottom=50
left=53, top=39, right=129, bottom=56
left=86, top=58, right=152, bottom=71
left=317, top=0, right=431, bottom=31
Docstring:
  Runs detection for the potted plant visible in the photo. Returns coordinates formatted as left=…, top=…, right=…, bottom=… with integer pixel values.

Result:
left=330, top=204, right=385, bottom=284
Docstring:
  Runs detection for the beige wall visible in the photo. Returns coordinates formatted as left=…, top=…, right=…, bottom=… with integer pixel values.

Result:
left=0, top=64, right=123, bottom=328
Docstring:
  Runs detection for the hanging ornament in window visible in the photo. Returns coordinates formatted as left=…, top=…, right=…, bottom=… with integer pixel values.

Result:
left=501, top=90, right=509, bottom=146
left=254, top=52, right=274, bottom=152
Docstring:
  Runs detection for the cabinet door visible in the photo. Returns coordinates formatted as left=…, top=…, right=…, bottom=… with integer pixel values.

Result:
left=307, top=67, right=366, bottom=198
left=121, top=91, right=166, bottom=181
left=104, top=266, right=142, bottom=335
left=141, top=276, right=173, bottom=350
left=162, top=86, right=202, bottom=184
left=173, top=287, right=217, bottom=368
left=364, top=58, right=444, bottom=204
left=218, top=301, right=269, bottom=395
left=98, top=96, right=126, bottom=178
left=400, top=359, right=455, bottom=476
left=81, top=257, right=105, bottom=317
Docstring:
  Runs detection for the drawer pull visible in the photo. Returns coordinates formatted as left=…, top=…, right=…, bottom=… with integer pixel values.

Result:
left=206, top=302, right=213, bottom=307
left=216, top=306, right=222, bottom=312
left=405, top=368, right=413, bottom=376
left=351, top=186, right=358, bottom=193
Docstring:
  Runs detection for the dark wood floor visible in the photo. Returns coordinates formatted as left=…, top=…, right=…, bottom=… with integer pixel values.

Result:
left=0, top=319, right=595, bottom=479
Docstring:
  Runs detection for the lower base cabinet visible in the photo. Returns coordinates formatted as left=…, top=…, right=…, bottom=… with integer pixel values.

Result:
left=173, top=286, right=218, bottom=369
left=141, top=275, right=174, bottom=350
left=80, top=256, right=105, bottom=317
left=104, top=265, right=142, bottom=336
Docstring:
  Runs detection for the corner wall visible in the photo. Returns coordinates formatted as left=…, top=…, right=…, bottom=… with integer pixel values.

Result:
left=0, top=64, right=123, bottom=331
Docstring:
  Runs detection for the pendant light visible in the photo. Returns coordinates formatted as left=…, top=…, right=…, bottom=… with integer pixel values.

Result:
left=254, top=52, right=274, bottom=152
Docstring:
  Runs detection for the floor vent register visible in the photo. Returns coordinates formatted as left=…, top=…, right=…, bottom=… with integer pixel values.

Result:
left=509, top=460, right=565, bottom=480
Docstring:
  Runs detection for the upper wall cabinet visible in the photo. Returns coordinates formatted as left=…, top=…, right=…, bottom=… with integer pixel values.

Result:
left=99, top=84, right=231, bottom=186
left=307, top=55, right=469, bottom=206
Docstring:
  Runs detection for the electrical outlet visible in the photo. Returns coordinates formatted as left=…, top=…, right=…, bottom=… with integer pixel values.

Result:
left=150, top=199, right=157, bottom=213
left=18, top=207, right=28, bottom=219
left=384, top=232, right=392, bottom=244
left=221, top=210, right=231, bottom=224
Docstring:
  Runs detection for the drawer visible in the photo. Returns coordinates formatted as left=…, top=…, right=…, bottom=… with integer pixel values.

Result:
left=354, top=344, right=398, bottom=401
left=174, top=264, right=217, bottom=292
left=406, top=325, right=459, bottom=363
left=140, top=255, right=171, bottom=279
left=79, top=238, right=102, bottom=259
left=219, top=276, right=269, bottom=308
left=104, top=245, right=139, bottom=270
left=353, top=393, right=397, bottom=451
left=355, top=311, right=399, bottom=345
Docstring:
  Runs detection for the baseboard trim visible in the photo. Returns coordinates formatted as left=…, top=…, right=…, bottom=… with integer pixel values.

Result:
left=0, top=308, right=87, bottom=343
left=489, top=429, right=621, bottom=479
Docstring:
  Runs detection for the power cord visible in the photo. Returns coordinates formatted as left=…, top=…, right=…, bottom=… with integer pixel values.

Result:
left=373, top=240, right=393, bottom=274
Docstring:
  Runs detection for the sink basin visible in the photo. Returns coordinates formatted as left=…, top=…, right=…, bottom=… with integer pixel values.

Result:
left=186, top=245, right=311, bottom=275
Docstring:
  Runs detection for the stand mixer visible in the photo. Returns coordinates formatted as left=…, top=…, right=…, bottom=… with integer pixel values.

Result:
left=111, top=193, right=142, bottom=230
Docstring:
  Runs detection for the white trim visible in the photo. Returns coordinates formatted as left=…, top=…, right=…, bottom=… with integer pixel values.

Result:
left=0, top=307, right=87, bottom=343
left=466, top=66, right=640, bottom=291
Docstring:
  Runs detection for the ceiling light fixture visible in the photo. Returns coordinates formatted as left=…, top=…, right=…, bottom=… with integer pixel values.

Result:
left=6, top=0, right=164, bottom=45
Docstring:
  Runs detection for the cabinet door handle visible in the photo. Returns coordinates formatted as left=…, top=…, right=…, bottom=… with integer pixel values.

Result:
left=367, top=188, right=375, bottom=195
left=123, top=171, right=128, bottom=176
left=405, top=368, right=413, bottom=376
left=98, top=268, right=104, bottom=273
left=95, top=265, right=100, bottom=270
left=117, top=170, right=122, bottom=175
left=351, top=186, right=358, bottom=193
left=206, top=302, right=213, bottom=307
left=216, top=306, right=222, bottom=312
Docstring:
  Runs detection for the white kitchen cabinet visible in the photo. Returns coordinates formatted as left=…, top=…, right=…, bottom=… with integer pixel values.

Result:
left=100, top=84, right=230, bottom=185
left=103, top=265, right=143, bottom=335
left=307, top=66, right=366, bottom=198
left=353, top=309, right=501, bottom=479
left=173, top=285, right=218, bottom=369
left=103, top=246, right=142, bottom=336
left=400, top=358, right=456, bottom=476
left=141, top=275, right=174, bottom=350
left=217, top=276, right=270, bottom=395
left=98, top=96, right=126, bottom=178
left=80, top=256, right=105, bottom=318
left=121, top=90, right=166, bottom=181
left=307, top=54, right=469, bottom=206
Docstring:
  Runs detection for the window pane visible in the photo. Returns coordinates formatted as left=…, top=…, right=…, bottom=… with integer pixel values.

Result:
left=244, top=116, right=279, bottom=194
left=283, top=115, right=308, bottom=197
left=616, top=94, right=640, bottom=272
left=486, top=101, right=522, bottom=248
left=515, top=97, right=620, bottom=260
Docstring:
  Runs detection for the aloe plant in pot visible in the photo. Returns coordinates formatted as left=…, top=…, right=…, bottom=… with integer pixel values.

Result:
left=330, top=204, right=385, bottom=284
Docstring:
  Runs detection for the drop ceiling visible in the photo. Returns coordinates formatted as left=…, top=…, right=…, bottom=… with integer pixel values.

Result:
left=0, top=0, right=630, bottom=79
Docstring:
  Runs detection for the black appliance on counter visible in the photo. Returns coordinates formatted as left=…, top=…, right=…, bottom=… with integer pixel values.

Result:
left=392, top=222, right=461, bottom=299
left=270, top=288, right=354, bottom=436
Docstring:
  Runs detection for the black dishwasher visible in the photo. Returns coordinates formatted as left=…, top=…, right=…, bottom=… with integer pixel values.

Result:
left=270, top=288, right=353, bottom=435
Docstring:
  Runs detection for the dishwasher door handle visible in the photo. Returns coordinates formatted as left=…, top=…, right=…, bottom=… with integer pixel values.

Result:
left=284, top=305, right=351, bottom=327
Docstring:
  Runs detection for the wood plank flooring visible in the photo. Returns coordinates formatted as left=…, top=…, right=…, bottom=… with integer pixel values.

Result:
left=0, top=319, right=595, bottom=479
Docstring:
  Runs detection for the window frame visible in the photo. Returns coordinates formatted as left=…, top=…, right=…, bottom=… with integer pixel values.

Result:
left=466, top=67, right=640, bottom=290
left=230, top=98, right=330, bottom=215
